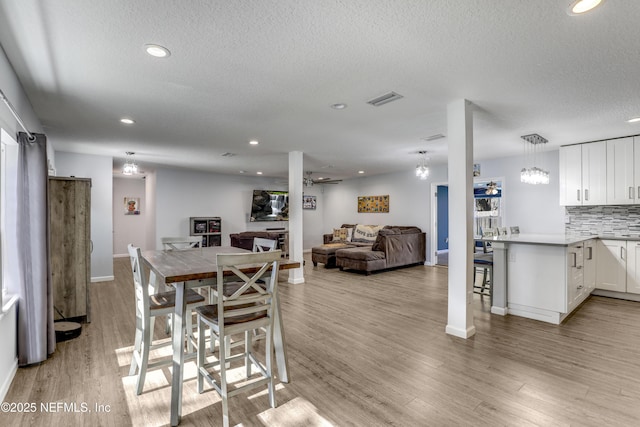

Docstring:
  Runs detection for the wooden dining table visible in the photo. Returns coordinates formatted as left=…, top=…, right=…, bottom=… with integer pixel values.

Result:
left=141, top=246, right=300, bottom=426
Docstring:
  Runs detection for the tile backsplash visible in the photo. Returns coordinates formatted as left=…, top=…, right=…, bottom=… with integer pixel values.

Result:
left=565, top=205, right=640, bottom=237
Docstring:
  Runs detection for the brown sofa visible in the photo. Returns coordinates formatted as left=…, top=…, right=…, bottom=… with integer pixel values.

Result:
left=312, top=225, right=426, bottom=274
left=229, top=231, right=283, bottom=251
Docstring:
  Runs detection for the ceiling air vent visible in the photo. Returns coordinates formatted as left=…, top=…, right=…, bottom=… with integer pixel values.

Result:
left=424, top=133, right=446, bottom=141
left=221, top=152, right=236, bottom=157
left=367, top=91, right=404, bottom=107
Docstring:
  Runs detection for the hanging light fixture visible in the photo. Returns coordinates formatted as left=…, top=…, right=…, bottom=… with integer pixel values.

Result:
left=415, top=150, right=429, bottom=180
left=123, top=151, right=139, bottom=175
left=520, top=134, right=549, bottom=185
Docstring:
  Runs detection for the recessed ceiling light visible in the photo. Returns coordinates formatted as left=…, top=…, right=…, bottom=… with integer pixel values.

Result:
left=239, top=170, right=246, bottom=174
left=358, top=170, right=365, bottom=174
left=144, top=44, right=171, bottom=58
left=256, top=171, right=263, bottom=175
left=249, top=140, right=259, bottom=145
left=330, top=103, right=347, bottom=110
left=628, top=117, right=640, bottom=123
left=120, top=118, right=135, bottom=124
left=567, top=0, right=604, bottom=15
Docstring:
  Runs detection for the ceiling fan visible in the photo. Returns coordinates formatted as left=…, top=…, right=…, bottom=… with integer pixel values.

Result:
left=485, top=181, right=499, bottom=195
left=304, top=171, right=342, bottom=187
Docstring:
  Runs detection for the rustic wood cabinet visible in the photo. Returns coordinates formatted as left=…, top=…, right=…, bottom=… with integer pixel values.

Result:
left=49, top=177, right=91, bottom=322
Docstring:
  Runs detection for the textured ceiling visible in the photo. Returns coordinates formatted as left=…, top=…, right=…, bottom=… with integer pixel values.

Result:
left=1, top=0, right=639, bottom=181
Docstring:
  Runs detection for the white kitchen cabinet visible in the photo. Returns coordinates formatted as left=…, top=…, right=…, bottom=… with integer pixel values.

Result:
left=584, top=239, right=596, bottom=293
left=596, top=239, right=627, bottom=292
left=567, top=243, right=585, bottom=312
left=559, top=141, right=606, bottom=206
left=606, top=137, right=635, bottom=204
left=626, top=241, right=640, bottom=294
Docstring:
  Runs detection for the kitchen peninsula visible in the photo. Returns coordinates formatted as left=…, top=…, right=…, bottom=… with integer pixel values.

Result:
left=485, top=234, right=597, bottom=324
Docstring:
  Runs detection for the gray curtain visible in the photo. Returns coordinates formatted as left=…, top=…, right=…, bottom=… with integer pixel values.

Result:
left=16, top=132, right=54, bottom=365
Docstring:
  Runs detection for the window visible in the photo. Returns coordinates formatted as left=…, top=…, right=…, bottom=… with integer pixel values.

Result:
left=0, top=128, right=18, bottom=310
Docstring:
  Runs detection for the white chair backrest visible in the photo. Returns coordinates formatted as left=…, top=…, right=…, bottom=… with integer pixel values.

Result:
left=215, top=251, right=281, bottom=329
left=252, top=237, right=278, bottom=252
left=128, top=244, right=152, bottom=317
left=162, top=236, right=201, bottom=250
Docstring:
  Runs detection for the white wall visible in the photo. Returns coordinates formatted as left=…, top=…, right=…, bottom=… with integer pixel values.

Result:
left=319, top=151, right=564, bottom=263
left=0, top=45, right=43, bottom=401
left=153, top=167, right=293, bottom=250
left=475, top=150, right=565, bottom=234
left=144, top=171, right=157, bottom=251
left=302, top=185, right=324, bottom=249
left=113, top=177, right=147, bottom=255
left=54, top=152, right=114, bottom=280
left=322, top=165, right=448, bottom=263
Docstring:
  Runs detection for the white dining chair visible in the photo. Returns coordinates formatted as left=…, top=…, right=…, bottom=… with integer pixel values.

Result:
left=252, top=237, right=278, bottom=252
left=196, top=250, right=282, bottom=427
left=127, top=244, right=206, bottom=395
left=161, top=236, right=207, bottom=338
left=161, top=236, right=202, bottom=250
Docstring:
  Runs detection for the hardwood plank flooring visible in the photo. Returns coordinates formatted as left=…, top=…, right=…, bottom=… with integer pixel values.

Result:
left=2, top=255, right=640, bottom=426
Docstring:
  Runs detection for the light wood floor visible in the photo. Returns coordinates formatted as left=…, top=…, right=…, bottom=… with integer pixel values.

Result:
left=3, top=255, right=640, bottom=426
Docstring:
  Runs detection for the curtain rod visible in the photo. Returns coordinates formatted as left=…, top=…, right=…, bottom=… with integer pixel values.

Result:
left=0, top=88, right=35, bottom=140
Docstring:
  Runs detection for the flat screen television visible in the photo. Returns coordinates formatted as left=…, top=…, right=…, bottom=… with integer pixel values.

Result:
left=250, top=190, right=289, bottom=222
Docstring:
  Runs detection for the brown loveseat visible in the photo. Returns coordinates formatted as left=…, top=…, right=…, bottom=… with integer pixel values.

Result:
left=229, top=231, right=283, bottom=251
left=312, top=225, right=426, bottom=274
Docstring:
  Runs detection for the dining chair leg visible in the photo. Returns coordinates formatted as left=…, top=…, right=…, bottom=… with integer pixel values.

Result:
left=266, top=323, right=276, bottom=408
left=185, top=310, right=194, bottom=353
left=136, top=322, right=152, bottom=395
left=129, top=316, right=143, bottom=376
left=245, top=330, right=252, bottom=378
left=197, top=317, right=205, bottom=394
left=219, top=335, right=230, bottom=427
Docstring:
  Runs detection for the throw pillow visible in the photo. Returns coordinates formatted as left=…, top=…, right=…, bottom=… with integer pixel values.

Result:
left=352, top=224, right=384, bottom=243
left=331, top=227, right=349, bottom=242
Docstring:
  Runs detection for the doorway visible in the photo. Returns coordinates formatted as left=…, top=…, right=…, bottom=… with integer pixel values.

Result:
left=430, top=177, right=505, bottom=266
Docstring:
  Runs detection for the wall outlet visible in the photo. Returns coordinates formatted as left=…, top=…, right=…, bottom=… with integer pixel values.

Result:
left=509, top=251, right=516, bottom=262
left=564, top=215, right=571, bottom=224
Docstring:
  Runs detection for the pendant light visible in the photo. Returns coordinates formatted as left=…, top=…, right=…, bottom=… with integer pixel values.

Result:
left=415, top=151, right=429, bottom=180
left=520, top=134, right=549, bottom=185
left=123, top=152, right=138, bottom=175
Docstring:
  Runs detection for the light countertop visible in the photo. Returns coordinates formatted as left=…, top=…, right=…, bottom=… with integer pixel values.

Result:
left=480, top=234, right=594, bottom=246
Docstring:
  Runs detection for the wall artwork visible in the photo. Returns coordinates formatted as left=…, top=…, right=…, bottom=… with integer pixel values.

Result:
left=124, top=197, right=140, bottom=215
left=302, top=195, right=316, bottom=210
left=357, top=195, right=389, bottom=213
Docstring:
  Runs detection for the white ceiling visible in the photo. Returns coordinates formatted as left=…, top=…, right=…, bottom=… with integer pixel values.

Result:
left=1, top=1, right=639, bottom=181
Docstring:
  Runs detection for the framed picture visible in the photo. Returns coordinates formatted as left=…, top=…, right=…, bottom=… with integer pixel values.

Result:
left=357, top=195, right=389, bottom=213
left=124, top=197, right=140, bottom=215
left=303, top=195, right=316, bottom=210
left=473, top=163, right=481, bottom=177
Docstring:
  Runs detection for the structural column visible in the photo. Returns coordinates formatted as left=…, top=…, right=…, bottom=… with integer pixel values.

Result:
left=288, top=151, right=305, bottom=284
left=445, top=99, right=476, bottom=338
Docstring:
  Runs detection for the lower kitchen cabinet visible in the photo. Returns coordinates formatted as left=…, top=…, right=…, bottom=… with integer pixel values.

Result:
left=626, top=241, right=640, bottom=294
left=596, top=240, right=627, bottom=292
left=595, top=239, right=640, bottom=295
left=584, top=239, right=597, bottom=293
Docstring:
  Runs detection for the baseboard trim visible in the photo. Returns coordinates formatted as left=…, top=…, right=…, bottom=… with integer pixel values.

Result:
left=91, top=276, right=115, bottom=283
left=0, top=358, right=17, bottom=402
left=445, top=324, right=476, bottom=339
left=491, top=306, right=508, bottom=316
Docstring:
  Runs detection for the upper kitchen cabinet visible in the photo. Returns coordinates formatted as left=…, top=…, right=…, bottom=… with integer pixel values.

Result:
left=559, top=141, right=606, bottom=206
left=606, top=137, right=636, bottom=205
